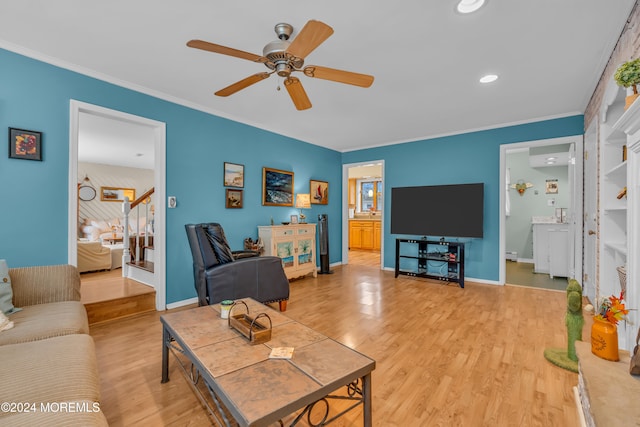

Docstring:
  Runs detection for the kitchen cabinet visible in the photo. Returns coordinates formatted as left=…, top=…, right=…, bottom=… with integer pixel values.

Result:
left=349, top=220, right=380, bottom=250
left=373, top=221, right=381, bottom=250
left=348, top=178, right=357, bottom=207
left=258, top=224, right=317, bottom=280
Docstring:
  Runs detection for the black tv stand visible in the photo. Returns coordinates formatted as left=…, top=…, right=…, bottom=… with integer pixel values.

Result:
left=394, top=238, right=465, bottom=288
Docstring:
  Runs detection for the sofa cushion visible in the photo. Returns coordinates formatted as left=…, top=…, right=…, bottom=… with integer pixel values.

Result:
left=0, top=334, right=102, bottom=419
left=0, top=301, right=89, bottom=346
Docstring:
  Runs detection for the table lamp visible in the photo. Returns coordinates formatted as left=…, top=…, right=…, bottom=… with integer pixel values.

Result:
left=295, top=194, right=311, bottom=223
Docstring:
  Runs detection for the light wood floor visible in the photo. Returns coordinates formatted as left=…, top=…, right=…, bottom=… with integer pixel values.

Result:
left=348, top=249, right=380, bottom=267
left=81, top=269, right=154, bottom=304
left=90, top=264, right=580, bottom=426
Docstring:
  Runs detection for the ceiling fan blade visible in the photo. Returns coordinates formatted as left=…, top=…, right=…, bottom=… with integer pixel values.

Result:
left=303, top=65, right=374, bottom=88
left=284, top=77, right=312, bottom=110
left=215, top=72, right=271, bottom=97
left=286, top=20, right=334, bottom=60
left=187, top=39, right=266, bottom=63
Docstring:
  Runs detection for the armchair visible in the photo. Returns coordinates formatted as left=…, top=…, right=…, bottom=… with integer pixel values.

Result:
left=185, top=223, right=290, bottom=311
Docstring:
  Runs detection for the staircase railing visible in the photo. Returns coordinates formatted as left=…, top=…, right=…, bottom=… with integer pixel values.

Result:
left=122, top=187, right=154, bottom=275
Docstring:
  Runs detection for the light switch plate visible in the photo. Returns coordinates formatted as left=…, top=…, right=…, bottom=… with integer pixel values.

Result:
left=547, top=199, right=555, bottom=206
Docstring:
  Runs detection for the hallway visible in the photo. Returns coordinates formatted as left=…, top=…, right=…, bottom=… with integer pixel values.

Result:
left=505, top=261, right=568, bottom=291
left=348, top=249, right=380, bottom=268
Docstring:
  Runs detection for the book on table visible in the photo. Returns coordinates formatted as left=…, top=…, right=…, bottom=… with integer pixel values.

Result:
left=269, top=347, right=294, bottom=359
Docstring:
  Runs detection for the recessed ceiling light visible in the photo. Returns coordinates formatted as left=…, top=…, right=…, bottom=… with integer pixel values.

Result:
left=457, top=0, right=486, bottom=14
left=479, top=74, right=498, bottom=83
left=546, top=156, right=557, bottom=161
left=546, top=160, right=556, bottom=165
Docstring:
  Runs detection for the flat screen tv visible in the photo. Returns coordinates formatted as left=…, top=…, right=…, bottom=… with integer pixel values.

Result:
left=391, top=183, right=484, bottom=238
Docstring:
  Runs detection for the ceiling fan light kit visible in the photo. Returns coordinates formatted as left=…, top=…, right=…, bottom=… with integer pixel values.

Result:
left=187, top=20, right=374, bottom=110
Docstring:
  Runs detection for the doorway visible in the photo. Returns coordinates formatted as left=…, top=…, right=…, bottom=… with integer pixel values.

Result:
left=342, top=161, right=384, bottom=268
left=68, top=100, right=167, bottom=311
left=500, top=135, right=583, bottom=289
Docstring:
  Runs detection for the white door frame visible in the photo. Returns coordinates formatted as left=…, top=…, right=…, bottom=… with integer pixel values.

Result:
left=68, top=100, right=167, bottom=310
left=583, top=120, right=598, bottom=303
left=342, top=160, right=385, bottom=268
left=499, top=135, right=584, bottom=286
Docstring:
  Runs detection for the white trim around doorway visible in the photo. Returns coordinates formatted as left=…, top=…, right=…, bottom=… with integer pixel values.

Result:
left=342, top=160, right=385, bottom=269
left=499, top=134, right=584, bottom=287
left=68, top=100, right=167, bottom=311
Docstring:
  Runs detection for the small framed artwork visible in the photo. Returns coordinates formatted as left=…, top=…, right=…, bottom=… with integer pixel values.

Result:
left=545, top=179, right=558, bottom=194
left=262, top=167, right=294, bottom=206
left=226, top=189, right=243, bottom=208
left=224, top=162, right=244, bottom=188
left=100, top=187, right=136, bottom=202
left=290, top=215, right=299, bottom=224
left=310, top=179, right=328, bottom=204
left=8, top=128, right=42, bottom=161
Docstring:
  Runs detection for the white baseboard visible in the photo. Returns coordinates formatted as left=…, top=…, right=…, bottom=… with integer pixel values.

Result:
left=166, top=297, right=198, bottom=310
left=127, top=267, right=155, bottom=287
left=383, top=266, right=502, bottom=286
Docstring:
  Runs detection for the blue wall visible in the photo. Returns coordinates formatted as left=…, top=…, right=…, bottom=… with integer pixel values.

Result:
left=0, top=47, right=585, bottom=302
left=0, top=48, right=342, bottom=304
left=342, top=116, right=584, bottom=282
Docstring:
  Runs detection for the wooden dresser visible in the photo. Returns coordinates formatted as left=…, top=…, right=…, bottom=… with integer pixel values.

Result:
left=258, top=224, right=317, bottom=280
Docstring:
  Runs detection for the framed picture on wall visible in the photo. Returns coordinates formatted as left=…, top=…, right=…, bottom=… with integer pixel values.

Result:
left=8, top=128, right=42, bottom=161
left=224, top=162, right=244, bottom=188
left=310, top=179, right=328, bottom=204
left=262, top=167, right=294, bottom=206
left=226, top=189, right=243, bottom=208
left=100, top=187, right=136, bottom=202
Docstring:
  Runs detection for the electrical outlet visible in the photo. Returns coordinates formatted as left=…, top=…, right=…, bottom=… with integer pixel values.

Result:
left=168, top=196, right=177, bottom=208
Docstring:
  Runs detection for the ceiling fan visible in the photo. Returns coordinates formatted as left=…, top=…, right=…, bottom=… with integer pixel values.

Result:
left=187, top=20, right=374, bottom=110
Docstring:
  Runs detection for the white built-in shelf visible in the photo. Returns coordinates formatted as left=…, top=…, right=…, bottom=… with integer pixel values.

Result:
left=603, top=241, right=627, bottom=256
left=604, top=161, right=627, bottom=177
left=603, top=205, right=627, bottom=213
left=605, top=133, right=627, bottom=145
left=613, top=94, right=640, bottom=134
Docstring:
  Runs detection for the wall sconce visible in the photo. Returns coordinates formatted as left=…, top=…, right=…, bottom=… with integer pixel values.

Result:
left=295, top=193, right=311, bottom=223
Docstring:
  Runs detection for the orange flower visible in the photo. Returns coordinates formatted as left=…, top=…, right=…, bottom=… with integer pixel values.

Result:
left=596, top=292, right=630, bottom=325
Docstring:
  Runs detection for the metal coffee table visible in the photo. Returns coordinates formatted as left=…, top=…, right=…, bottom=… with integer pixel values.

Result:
left=161, top=298, right=375, bottom=426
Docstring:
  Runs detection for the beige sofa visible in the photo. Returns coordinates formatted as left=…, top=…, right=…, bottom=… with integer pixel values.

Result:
left=77, top=241, right=112, bottom=273
left=0, top=265, right=108, bottom=426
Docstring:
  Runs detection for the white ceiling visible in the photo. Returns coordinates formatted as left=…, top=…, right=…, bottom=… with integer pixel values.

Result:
left=78, top=112, right=155, bottom=169
left=0, top=1, right=635, bottom=156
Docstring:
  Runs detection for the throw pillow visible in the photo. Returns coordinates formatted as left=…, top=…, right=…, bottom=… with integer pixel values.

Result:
left=90, top=220, right=111, bottom=233
left=0, top=311, right=14, bottom=332
left=0, top=259, right=20, bottom=315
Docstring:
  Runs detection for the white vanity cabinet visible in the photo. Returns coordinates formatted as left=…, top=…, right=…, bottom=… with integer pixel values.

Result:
left=533, top=223, right=569, bottom=278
